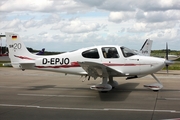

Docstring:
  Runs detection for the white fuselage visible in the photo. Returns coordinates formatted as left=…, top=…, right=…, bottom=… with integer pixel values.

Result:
left=32, top=45, right=165, bottom=76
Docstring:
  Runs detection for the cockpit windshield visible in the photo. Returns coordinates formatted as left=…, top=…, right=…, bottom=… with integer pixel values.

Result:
left=121, top=47, right=137, bottom=57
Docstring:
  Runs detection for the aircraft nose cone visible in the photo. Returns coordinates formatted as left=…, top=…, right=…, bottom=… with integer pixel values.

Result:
left=144, top=57, right=166, bottom=72
left=153, top=57, right=166, bottom=70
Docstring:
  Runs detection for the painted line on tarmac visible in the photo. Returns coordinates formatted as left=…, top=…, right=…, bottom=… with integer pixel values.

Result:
left=0, top=103, right=180, bottom=113
left=158, top=97, right=180, bottom=101
left=18, top=93, right=96, bottom=98
left=0, top=86, right=25, bottom=89
left=0, top=86, right=81, bottom=91
left=165, top=98, right=180, bottom=100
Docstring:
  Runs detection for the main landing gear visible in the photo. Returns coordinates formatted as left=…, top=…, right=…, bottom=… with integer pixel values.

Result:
left=90, top=77, right=118, bottom=92
left=144, top=74, right=163, bottom=91
left=89, top=74, right=163, bottom=92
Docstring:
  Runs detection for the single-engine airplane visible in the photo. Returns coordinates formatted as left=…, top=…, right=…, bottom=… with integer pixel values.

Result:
left=5, top=32, right=172, bottom=92
left=139, top=39, right=152, bottom=56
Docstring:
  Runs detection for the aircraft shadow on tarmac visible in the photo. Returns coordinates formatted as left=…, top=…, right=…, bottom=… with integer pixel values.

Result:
left=25, top=83, right=180, bottom=102
left=98, top=83, right=139, bottom=101
left=26, top=83, right=142, bottom=101
left=27, top=85, right=93, bottom=91
left=27, top=85, right=56, bottom=90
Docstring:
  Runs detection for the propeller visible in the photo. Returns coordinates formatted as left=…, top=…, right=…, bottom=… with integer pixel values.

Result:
left=164, top=42, right=175, bottom=73
left=165, top=42, right=169, bottom=73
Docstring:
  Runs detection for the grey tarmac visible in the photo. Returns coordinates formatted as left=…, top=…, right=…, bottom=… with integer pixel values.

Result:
left=0, top=67, right=180, bottom=120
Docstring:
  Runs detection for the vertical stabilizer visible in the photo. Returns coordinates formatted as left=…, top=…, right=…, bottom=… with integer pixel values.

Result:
left=139, top=39, right=153, bottom=56
left=5, top=32, right=36, bottom=68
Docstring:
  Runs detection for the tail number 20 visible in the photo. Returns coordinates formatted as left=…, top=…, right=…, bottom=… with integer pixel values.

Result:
left=14, top=43, right=22, bottom=50
left=9, top=43, right=22, bottom=49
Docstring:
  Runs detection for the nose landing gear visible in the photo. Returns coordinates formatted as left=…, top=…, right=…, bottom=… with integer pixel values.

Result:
left=144, top=74, right=163, bottom=91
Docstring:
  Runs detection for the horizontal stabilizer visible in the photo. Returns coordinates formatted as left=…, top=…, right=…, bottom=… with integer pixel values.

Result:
left=11, top=61, right=35, bottom=69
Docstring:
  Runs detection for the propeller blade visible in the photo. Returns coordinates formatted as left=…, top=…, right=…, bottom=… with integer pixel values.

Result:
left=166, top=42, right=168, bottom=60
left=166, top=65, right=168, bottom=74
left=165, top=42, right=169, bottom=73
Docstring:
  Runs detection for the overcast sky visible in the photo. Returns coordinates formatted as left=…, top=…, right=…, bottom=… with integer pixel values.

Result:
left=0, top=0, right=180, bottom=51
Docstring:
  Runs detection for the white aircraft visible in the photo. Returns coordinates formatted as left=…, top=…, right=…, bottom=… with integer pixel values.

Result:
left=139, top=39, right=153, bottom=56
left=5, top=32, right=172, bottom=92
left=166, top=43, right=180, bottom=61
left=167, top=55, right=180, bottom=61
left=34, top=48, right=45, bottom=55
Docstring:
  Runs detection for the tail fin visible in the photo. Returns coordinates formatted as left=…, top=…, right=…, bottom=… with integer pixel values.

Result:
left=5, top=32, right=36, bottom=69
left=139, top=39, right=153, bottom=56
left=36, top=48, right=45, bottom=55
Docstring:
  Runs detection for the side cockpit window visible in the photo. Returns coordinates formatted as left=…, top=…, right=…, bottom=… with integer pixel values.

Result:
left=82, top=48, right=99, bottom=59
left=101, top=47, right=119, bottom=58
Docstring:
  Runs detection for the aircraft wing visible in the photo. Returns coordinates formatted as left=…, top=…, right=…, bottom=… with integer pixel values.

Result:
left=78, top=61, right=123, bottom=79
